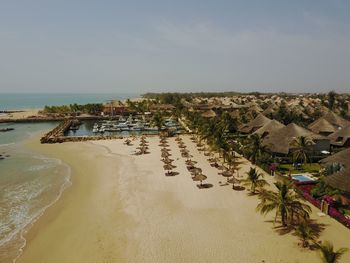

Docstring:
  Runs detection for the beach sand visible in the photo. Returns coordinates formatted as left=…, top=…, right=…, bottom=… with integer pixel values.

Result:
left=17, top=135, right=350, bottom=263
left=0, top=109, right=42, bottom=120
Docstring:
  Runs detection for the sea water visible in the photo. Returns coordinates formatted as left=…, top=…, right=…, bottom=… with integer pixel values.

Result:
left=0, top=122, right=71, bottom=262
left=0, top=93, right=138, bottom=110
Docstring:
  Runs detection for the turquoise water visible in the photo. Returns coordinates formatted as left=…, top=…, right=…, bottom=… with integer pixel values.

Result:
left=292, top=174, right=314, bottom=182
left=0, top=93, right=138, bottom=110
left=0, top=122, right=71, bottom=262
left=0, top=93, right=139, bottom=262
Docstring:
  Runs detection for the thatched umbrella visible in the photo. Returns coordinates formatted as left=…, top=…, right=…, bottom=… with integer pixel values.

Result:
left=217, top=165, right=226, bottom=170
left=180, top=148, right=189, bottom=153
left=124, top=138, right=132, bottom=145
left=185, top=159, right=197, bottom=166
left=221, top=170, right=233, bottom=182
left=189, top=167, right=202, bottom=175
left=162, top=158, right=174, bottom=164
left=163, top=163, right=173, bottom=175
left=140, top=141, right=148, bottom=146
left=228, top=177, right=240, bottom=184
left=140, top=146, right=148, bottom=154
left=228, top=177, right=240, bottom=189
left=159, top=143, right=169, bottom=147
left=161, top=147, right=170, bottom=152
left=192, top=173, right=207, bottom=186
left=182, top=152, right=190, bottom=158
left=175, top=137, right=182, bottom=142
left=161, top=151, right=171, bottom=158
left=208, top=157, right=218, bottom=163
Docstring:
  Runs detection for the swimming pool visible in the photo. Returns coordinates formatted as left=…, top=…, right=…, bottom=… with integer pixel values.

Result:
left=292, top=174, right=315, bottom=182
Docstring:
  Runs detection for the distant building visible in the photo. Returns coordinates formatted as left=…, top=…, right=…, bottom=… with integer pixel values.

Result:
left=150, top=104, right=176, bottom=112
left=103, top=101, right=129, bottom=115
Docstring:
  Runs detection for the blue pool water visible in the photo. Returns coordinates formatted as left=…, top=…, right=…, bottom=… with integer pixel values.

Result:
left=292, top=174, right=314, bottom=182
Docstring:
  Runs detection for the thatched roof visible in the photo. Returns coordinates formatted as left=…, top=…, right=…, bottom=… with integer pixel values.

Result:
left=323, top=111, right=350, bottom=129
left=308, top=117, right=337, bottom=135
left=263, top=123, right=325, bottom=154
left=262, top=103, right=278, bottom=116
left=201, top=109, right=217, bottom=118
left=253, top=120, right=285, bottom=137
left=328, top=125, right=350, bottom=147
left=248, top=103, right=263, bottom=113
left=239, top=114, right=271, bottom=133
left=320, top=148, right=350, bottom=193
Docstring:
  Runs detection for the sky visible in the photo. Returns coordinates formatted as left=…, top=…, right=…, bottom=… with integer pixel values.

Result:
left=0, top=0, right=349, bottom=94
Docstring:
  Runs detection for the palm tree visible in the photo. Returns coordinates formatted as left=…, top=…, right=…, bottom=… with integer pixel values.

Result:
left=294, top=222, right=318, bottom=248
left=151, top=111, right=165, bottom=131
left=318, top=241, right=348, bottom=263
left=245, top=134, right=268, bottom=165
left=290, top=136, right=314, bottom=165
left=256, top=182, right=311, bottom=227
left=241, top=167, right=269, bottom=194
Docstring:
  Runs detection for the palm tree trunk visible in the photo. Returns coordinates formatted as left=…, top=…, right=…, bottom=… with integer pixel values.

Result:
left=281, top=208, right=287, bottom=227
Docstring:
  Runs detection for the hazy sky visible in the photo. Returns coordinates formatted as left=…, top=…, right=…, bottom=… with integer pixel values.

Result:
left=0, top=0, right=349, bottom=93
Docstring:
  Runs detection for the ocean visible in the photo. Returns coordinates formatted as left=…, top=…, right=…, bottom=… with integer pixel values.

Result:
left=0, top=93, right=139, bottom=110
left=0, top=93, right=137, bottom=262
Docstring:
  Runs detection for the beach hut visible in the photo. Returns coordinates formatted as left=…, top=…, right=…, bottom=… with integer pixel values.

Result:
left=201, top=109, right=217, bottom=118
left=322, top=111, right=350, bottom=130
left=308, top=117, right=337, bottom=136
left=239, top=114, right=271, bottom=134
left=328, top=125, right=350, bottom=147
left=253, top=119, right=285, bottom=138
left=320, top=148, right=350, bottom=195
left=263, top=123, right=330, bottom=155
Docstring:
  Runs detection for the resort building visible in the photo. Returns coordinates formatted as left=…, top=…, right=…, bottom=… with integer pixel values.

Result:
left=253, top=119, right=285, bottom=138
left=239, top=114, right=271, bottom=134
left=328, top=125, right=350, bottom=148
left=320, top=148, right=350, bottom=201
left=103, top=101, right=129, bottom=116
left=322, top=111, right=350, bottom=130
left=308, top=117, right=337, bottom=136
left=263, top=122, right=330, bottom=155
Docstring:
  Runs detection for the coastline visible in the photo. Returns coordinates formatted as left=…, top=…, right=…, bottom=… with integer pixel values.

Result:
left=15, top=135, right=350, bottom=263
left=17, top=137, right=131, bottom=263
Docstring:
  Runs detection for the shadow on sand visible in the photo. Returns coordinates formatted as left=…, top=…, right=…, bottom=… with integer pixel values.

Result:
left=197, top=183, right=213, bottom=189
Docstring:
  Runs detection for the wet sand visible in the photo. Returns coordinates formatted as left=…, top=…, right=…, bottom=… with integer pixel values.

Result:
left=17, top=135, right=350, bottom=263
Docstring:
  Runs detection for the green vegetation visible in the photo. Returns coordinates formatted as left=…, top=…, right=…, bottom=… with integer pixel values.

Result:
left=277, top=163, right=321, bottom=174
left=241, top=167, right=269, bottom=194
left=243, top=134, right=269, bottom=165
left=151, top=111, right=165, bottom=131
left=317, top=241, right=348, bottom=263
left=256, top=181, right=311, bottom=227
left=311, top=180, right=342, bottom=199
left=290, top=136, right=314, bottom=164
left=294, top=222, right=318, bottom=248
left=43, top=103, right=103, bottom=115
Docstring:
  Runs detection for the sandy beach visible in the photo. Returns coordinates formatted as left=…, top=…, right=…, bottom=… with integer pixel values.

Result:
left=16, top=135, right=350, bottom=263
left=0, top=109, right=42, bottom=120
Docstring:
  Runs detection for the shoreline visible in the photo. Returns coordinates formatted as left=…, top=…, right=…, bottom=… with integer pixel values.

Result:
left=16, top=138, right=131, bottom=263
left=14, top=156, right=72, bottom=263
left=14, top=135, right=350, bottom=263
